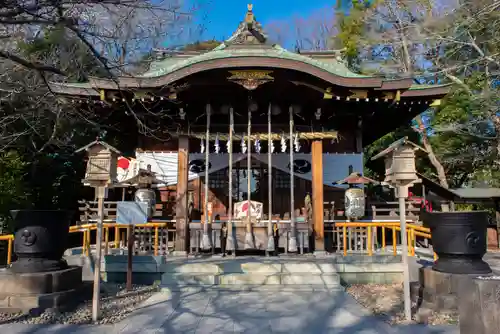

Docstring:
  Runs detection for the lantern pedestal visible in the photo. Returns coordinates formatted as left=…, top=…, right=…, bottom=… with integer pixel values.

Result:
left=413, top=266, right=483, bottom=312
left=458, top=276, right=500, bottom=334
left=0, top=266, right=90, bottom=314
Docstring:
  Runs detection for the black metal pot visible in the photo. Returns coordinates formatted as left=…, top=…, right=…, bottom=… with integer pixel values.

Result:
left=423, top=210, right=492, bottom=274
left=9, top=210, right=72, bottom=273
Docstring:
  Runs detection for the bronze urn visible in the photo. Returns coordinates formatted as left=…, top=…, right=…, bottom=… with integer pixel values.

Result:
left=9, top=210, right=72, bottom=273
left=423, top=210, right=492, bottom=274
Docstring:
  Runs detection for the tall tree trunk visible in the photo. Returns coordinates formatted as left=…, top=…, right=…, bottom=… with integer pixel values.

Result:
left=391, top=6, right=449, bottom=189
left=415, top=115, right=449, bottom=188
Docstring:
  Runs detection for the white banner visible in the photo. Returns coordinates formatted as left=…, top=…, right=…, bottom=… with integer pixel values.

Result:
left=116, top=152, right=363, bottom=187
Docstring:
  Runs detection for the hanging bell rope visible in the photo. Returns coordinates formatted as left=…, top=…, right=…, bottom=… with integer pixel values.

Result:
left=245, top=101, right=255, bottom=249
left=226, top=107, right=235, bottom=252
left=267, top=103, right=274, bottom=252
left=201, top=104, right=212, bottom=250
left=288, top=105, right=298, bottom=252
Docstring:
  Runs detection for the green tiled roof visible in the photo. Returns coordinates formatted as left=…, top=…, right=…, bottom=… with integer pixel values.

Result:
left=408, top=83, right=452, bottom=90
left=140, top=44, right=372, bottom=79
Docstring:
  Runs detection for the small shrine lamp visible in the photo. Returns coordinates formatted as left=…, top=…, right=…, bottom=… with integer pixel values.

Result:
left=371, top=136, right=427, bottom=322
left=77, top=139, right=120, bottom=186
left=75, top=139, right=121, bottom=323
left=332, top=166, right=379, bottom=220
left=132, top=165, right=159, bottom=219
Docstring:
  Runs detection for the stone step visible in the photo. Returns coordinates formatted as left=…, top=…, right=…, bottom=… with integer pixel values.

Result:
left=64, top=254, right=405, bottom=285
left=160, top=272, right=341, bottom=288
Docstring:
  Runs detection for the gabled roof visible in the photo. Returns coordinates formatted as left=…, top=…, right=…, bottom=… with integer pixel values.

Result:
left=371, top=136, right=427, bottom=161
left=75, top=140, right=121, bottom=155
left=139, top=44, right=371, bottom=80
left=333, top=172, right=380, bottom=185
left=417, top=172, right=500, bottom=202
left=48, top=4, right=451, bottom=98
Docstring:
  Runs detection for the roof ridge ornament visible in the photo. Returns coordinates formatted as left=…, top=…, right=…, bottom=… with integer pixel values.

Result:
left=245, top=4, right=254, bottom=23
left=226, top=4, right=267, bottom=46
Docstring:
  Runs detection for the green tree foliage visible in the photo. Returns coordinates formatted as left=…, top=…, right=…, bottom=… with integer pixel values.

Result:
left=0, top=151, right=28, bottom=232
left=333, top=0, right=373, bottom=70
left=18, top=27, right=108, bottom=81
left=0, top=28, right=106, bottom=220
left=333, top=0, right=500, bottom=189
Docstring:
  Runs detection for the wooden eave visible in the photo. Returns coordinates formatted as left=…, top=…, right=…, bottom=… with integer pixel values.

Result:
left=49, top=60, right=451, bottom=100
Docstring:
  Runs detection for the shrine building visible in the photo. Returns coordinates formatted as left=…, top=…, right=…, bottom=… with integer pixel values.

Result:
left=50, top=5, right=449, bottom=254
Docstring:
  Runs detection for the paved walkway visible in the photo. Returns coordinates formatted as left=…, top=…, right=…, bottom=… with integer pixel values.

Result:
left=0, top=287, right=459, bottom=334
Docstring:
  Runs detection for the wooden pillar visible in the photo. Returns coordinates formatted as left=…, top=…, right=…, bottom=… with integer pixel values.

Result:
left=312, top=140, right=324, bottom=251
left=175, top=136, right=189, bottom=253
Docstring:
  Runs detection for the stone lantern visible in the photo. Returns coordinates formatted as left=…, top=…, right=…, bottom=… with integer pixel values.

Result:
left=76, top=139, right=121, bottom=186
left=372, top=137, right=424, bottom=197
left=371, top=136, right=426, bottom=322
left=75, top=139, right=121, bottom=322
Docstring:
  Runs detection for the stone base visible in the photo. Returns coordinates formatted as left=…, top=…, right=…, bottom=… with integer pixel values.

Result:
left=9, top=257, right=68, bottom=274
left=0, top=266, right=89, bottom=314
left=411, top=266, right=490, bottom=312
left=459, top=276, right=500, bottom=334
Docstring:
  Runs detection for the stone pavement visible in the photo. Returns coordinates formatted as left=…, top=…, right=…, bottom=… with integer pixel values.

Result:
left=0, top=287, right=459, bottom=334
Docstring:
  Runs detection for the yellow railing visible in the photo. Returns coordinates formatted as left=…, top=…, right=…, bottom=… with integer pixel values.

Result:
left=0, top=222, right=175, bottom=265
left=70, top=222, right=174, bottom=257
left=1, top=221, right=437, bottom=264
left=335, top=222, right=437, bottom=260
left=0, top=234, right=14, bottom=265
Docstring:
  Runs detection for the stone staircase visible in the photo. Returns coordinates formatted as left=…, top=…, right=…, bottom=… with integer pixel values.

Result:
left=159, top=258, right=342, bottom=289
left=65, top=253, right=405, bottom=288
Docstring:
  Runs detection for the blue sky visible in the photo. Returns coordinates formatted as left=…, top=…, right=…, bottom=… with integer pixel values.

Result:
left=195, top=0, right=336, bottom=42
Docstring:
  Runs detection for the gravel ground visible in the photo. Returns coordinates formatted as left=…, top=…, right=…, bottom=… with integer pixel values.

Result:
left=0, top=283, right=158, bottom=325
left=346, top=283, right=459, bottom=326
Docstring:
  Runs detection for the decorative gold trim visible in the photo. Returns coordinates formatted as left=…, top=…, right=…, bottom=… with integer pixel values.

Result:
left=382, top=91, right=395, bottom=100
left=228, top=70, right=274, bottom=90
left=348, top=90, right=368, bottom=99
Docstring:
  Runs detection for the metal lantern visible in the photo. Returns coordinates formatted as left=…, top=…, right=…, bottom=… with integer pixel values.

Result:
left=76, top=140, right=121, bottom=185
left=333, top=168, right=379, bottom=220
left=134, top=188, right=156, bottom=218
left=345, top=188, right=365, bottom=219
left=133, top=166, right=158, bottom=219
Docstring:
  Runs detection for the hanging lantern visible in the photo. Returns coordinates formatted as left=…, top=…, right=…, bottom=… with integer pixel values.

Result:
left=333, top=169, right=379, bottom=220
left=344, top=188, right=365, bottom=219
